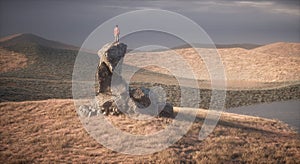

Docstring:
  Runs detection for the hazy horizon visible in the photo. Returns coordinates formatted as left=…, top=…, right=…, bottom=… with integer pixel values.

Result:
left=0, top=0, right=299, bottom=47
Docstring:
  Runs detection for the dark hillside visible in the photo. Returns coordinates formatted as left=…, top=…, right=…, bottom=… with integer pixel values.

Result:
left=0, top=34, right=82, bottom=101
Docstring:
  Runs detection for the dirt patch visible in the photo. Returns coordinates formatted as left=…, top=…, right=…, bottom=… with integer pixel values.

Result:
left=0, top=99, right=299, bottom=163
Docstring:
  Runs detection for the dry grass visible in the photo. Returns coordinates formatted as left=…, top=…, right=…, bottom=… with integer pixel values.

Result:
left=1, top=99, right=299, bottom=163
left=125, top=43, right=300, bottom=83
left=1, top=41, right=299, bottom=162
left=253, top=42, right=300, bottom=57
left=0, top=48, right=27, bottom=73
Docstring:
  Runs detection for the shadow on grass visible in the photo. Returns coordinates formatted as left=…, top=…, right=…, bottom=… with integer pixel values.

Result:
left=172, top=110, right=294, bottom=138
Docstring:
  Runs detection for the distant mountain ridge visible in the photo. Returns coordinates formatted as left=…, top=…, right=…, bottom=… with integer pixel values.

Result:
left=172, top=43, right=262, bottom=50
left=0, top=33, right=79, bottom=51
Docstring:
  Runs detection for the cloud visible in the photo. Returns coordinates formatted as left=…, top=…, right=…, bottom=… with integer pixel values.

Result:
left=102, top=5, right=159, bottom=10
left=1, top=0, right=298, bottom=44
left=230, top=0, right=300, bottom=16
left=181, top=0, right=299, bottom=16
left=230, top=0, right=299, bottom=6
left=99, top=0, right=300, bottom=16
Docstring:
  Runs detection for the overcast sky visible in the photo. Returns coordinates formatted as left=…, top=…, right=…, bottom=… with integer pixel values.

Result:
left=0, top=0, right=299, bottom=46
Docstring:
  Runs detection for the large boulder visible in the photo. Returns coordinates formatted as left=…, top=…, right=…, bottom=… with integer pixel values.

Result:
left=130, top=87, right=151, bottom=108
left=129, top=87, right=174, bottom=118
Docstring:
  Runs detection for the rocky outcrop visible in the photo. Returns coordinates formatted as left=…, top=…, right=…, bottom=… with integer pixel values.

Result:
left=95, top=42, right=127, bottom=94
left=79, top=42, right=174, bottom=118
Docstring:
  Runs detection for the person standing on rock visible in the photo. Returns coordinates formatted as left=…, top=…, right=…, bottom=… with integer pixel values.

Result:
left=114, top=25, right=120, bottom=44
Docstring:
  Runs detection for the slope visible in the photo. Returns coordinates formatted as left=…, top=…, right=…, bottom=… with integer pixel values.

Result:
left=0, top=99, right=299, bottom=163
left=252, top=42, right=300, bottom=57
left=0, top=47, right=28, bottom=73
left=0, top=33, right=82, bottom=101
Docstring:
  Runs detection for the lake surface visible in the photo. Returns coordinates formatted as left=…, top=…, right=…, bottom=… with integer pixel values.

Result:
left=226, top=100, right=300, bottom=133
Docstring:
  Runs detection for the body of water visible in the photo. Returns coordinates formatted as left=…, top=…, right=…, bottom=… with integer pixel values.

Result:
left=226, top=100, right=300, bottom=133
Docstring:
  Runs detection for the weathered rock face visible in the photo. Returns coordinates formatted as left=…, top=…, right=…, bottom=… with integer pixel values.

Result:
left=96, top=42, right=127, bottom=94
left=79, top=42, right=174, bottom=118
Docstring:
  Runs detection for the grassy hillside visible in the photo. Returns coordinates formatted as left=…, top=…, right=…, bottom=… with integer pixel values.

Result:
left=126, top=47, right=300, bottom=82
left=172, top=43, right=262, bottom=50
left=253, top=42, right=300, bottom=57
left=0, top=34, right=299, bottom=106
left=0, top=48, right=27, bottom=73
left=0, top=34, right=299, bottom=163
left=0, top=42, right=77, bottom=80
left=0, top=99, right=299, bottom=163
left=0, top=34, right=80, bottom=101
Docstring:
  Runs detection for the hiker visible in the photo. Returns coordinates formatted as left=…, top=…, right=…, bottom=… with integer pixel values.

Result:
left=114, top=25, right=120, bottom=44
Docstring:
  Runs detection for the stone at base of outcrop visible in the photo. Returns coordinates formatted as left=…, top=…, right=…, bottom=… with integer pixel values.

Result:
left=78, top=87, right=175, bottom=118
left=78, top=94, right=174, bottom=118
left=93, top=86, right=174, bottom=117
left=158, top=103, right=174, bottom=118
left=78, top=105, right=101, bottom=117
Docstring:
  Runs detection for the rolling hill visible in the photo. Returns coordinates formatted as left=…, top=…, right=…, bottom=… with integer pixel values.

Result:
left=0, top=33, right=78, bottom=51
left=0, top=33, right=81, bottom=80
left=125, top=45, right=300, bottom=83
left=171, top=43, right=262, bottom=50
left=0, top=33, right=299, bottom=102
left=0, top=33, right=82, bottom=101
left=253, top=42, right=300, bottom=57
left=0, top=34, right=299, bottom=163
